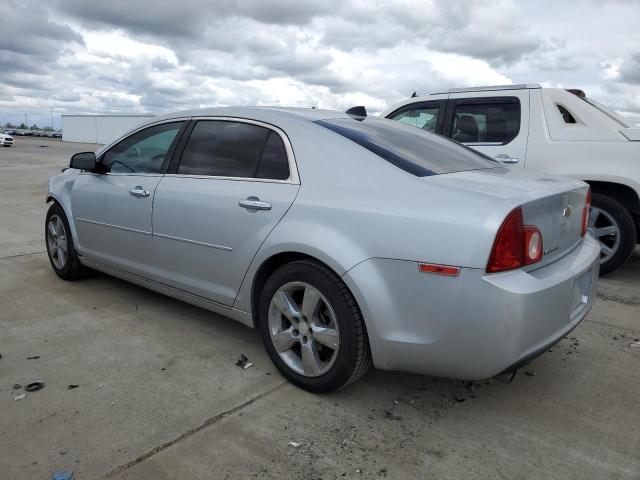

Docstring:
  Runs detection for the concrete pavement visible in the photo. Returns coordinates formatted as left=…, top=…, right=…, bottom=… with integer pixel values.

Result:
left=1, top=137, right=639, bottom=479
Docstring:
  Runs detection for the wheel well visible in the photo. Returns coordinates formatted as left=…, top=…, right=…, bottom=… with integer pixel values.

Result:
left=250, top=252, right=337, bottom=328
left=585, top=181, right=640, bottom=217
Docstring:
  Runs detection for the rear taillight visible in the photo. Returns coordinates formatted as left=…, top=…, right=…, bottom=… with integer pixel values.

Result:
left=487, top=207, right=544, bottom=273
left=582, top=187, right=591, bottom=237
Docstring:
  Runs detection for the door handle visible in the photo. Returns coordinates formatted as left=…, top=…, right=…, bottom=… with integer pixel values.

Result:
left=239, top=197, right=272, bottom=211
left=494, top=154, right=519, bottom=164
left=129, top=186, right=150, bottom=198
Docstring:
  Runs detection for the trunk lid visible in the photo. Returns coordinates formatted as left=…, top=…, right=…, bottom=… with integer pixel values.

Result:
left=424, top=167, right=589, bottom=268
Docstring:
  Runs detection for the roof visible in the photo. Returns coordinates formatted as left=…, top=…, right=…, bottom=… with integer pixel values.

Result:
left=429, top=84, right=542, bottom=95
left=61, top=114, right=155, bottom=118
left=146, top=106, right=352, bottom=126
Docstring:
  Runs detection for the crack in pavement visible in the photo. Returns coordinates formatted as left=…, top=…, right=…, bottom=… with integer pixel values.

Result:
left=596, top=293, right=640, bottom=306
left=0, top=250, right=46, bottom=260
left=99, top=381, right=288, bottom=479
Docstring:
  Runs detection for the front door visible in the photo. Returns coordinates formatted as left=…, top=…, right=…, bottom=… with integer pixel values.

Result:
left=152, top=119, right=299, bottom=306
left=71, top=121, right=185, bottom=274
left=444, top=92, right=529, bottom=168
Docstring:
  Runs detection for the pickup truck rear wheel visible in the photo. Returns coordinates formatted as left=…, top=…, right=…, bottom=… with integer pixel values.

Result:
left=589, top=193, right=637, bottom=275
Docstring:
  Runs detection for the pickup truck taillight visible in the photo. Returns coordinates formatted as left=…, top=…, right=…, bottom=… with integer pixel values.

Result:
left=582, top=188, right=591, bottom=237
left=487, top=207, right=543, bottom=273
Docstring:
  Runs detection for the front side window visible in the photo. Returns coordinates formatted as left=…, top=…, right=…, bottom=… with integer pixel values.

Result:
left=389, top=106, right=440, bottom=133
left=101, top=122, right=183, bottom=173
left=177, top=121, right=290, bottom=179
left=315, top=117, right=498, bottom=177
left=451, top=99, right=520, bottom=145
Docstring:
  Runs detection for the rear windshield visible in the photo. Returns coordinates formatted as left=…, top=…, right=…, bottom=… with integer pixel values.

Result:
left=315, top=117, right=498, bottom=177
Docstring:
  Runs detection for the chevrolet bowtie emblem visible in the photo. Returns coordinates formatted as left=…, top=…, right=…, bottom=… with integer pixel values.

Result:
left=562, top=206, right=573, bottom=218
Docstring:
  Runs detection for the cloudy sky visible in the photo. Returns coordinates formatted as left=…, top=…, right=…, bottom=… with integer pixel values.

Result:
left=1, top=0, right=639, bottom=129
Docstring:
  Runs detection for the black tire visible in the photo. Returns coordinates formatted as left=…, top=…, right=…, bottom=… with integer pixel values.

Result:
left=45, top=202, right=89, bottom=280
left=591, top=193, right=637, bottom=275
left=258, top=260, right=372, bottom=393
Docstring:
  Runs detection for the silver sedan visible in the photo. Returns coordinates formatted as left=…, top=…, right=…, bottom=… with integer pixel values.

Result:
left=46, top=107, right=600, bottom=392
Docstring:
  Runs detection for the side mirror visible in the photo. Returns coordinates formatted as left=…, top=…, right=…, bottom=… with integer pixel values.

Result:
left=70, top=152, right=97, bottom=171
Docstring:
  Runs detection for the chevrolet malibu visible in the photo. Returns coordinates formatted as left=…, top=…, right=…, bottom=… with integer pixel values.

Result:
left=46, top=107, right=600, bottom=392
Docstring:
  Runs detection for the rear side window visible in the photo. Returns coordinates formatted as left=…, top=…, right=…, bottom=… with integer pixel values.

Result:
left=557, top=104, right=577, bottom=124
left=389, top=104, right=441, bottom=133
left=256, top=131, right=290, bottom=180
left=177, top=121, right=289, bottom=179
left=315, top=117, right=497, bottom=177
left=451, top=99, right=520, bottom=145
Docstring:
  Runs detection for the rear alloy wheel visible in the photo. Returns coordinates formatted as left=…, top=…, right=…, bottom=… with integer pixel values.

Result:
left=588, top=193, right=637, bottom=275
left=268, top=281, right=340, bottom=377
left=259, top=260, right=371, bottom=392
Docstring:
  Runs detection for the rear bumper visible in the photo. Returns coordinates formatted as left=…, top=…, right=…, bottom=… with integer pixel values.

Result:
left=342, top=235, right=600, bottom=380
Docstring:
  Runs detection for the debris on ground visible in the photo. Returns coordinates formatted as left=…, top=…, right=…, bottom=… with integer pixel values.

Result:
left=96, top=384, right=103, bottom=389
left=525, top=370, right=536, bottom=377
left=27, top=356, right=40, bottom=360
left=15, top=393, right=26, bottom=401
left=383, top=410, right=402, bottom=420
left=12, top=384, right=22, bottom=390
left=288, top=441, right=301, bottom=448
left=235, top=354, right=253, bottom=369
left=67, top=385, right=79, bottom=390
left=452, top=393, right=466, bottom=403
left=52, top=471, right=74, bottom=480
left=630, top=341, right=640, bottom=348
left=25, top=381, right=45, bottom=392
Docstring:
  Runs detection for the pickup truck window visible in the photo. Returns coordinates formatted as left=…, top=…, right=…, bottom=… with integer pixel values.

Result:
left=389, top=106, right=440, bottom=133
left=451, top=99, right=520, bottom=145
left=557, top=104, right=577, bottom=124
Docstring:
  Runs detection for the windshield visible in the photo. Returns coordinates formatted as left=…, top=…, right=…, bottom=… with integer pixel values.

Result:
left=315, top=117, right=498, bottom=177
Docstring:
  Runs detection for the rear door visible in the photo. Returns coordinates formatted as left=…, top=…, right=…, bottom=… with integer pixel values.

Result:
left=70, top=121, right=186, bottom=274
left=151, top=118, right=299, bottom=306
left=443, top=92, right=529, bottom=168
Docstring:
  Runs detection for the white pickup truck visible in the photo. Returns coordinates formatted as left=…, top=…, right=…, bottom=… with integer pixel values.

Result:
left=382, top=84, right=640, bottom=274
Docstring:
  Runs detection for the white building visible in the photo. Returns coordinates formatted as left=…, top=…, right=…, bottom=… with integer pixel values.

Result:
left=61, top=114, right=154, bottom=144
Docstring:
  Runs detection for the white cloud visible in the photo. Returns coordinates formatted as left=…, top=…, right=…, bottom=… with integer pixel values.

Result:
left=0, top=0, right=639, bottom=128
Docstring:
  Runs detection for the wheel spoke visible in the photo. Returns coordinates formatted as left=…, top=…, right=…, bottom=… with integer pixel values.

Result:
left=57, top=248, right=66, bottom=266
left=272, top=291, right=300, bottom=322
left=301, top=286, right=321, bottom=319
left=311, top=326, right=339, bottom=350
left=596, top=225, right=617, bottom=237
left=48, top=221, right=57, bottom=238
left=301, top=343, right=321, bottom=376
left=588, top=207, right=600, bottom=228
left=601, top=245, right=614, bottom=257
left=272, top=329, right=298, bottom=353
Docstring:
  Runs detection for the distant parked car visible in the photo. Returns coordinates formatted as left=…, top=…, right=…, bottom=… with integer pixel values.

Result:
left=383, top=84, right=640, bottom=274
left=0, top=133, right=14, bottom=147
left=46, top=107, right=598, bottom=392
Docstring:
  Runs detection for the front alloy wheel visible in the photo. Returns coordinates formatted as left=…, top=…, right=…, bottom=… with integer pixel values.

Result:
left=45, top=202, right=88, bottom=280
left=46, top=214, right=68, bottom=269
